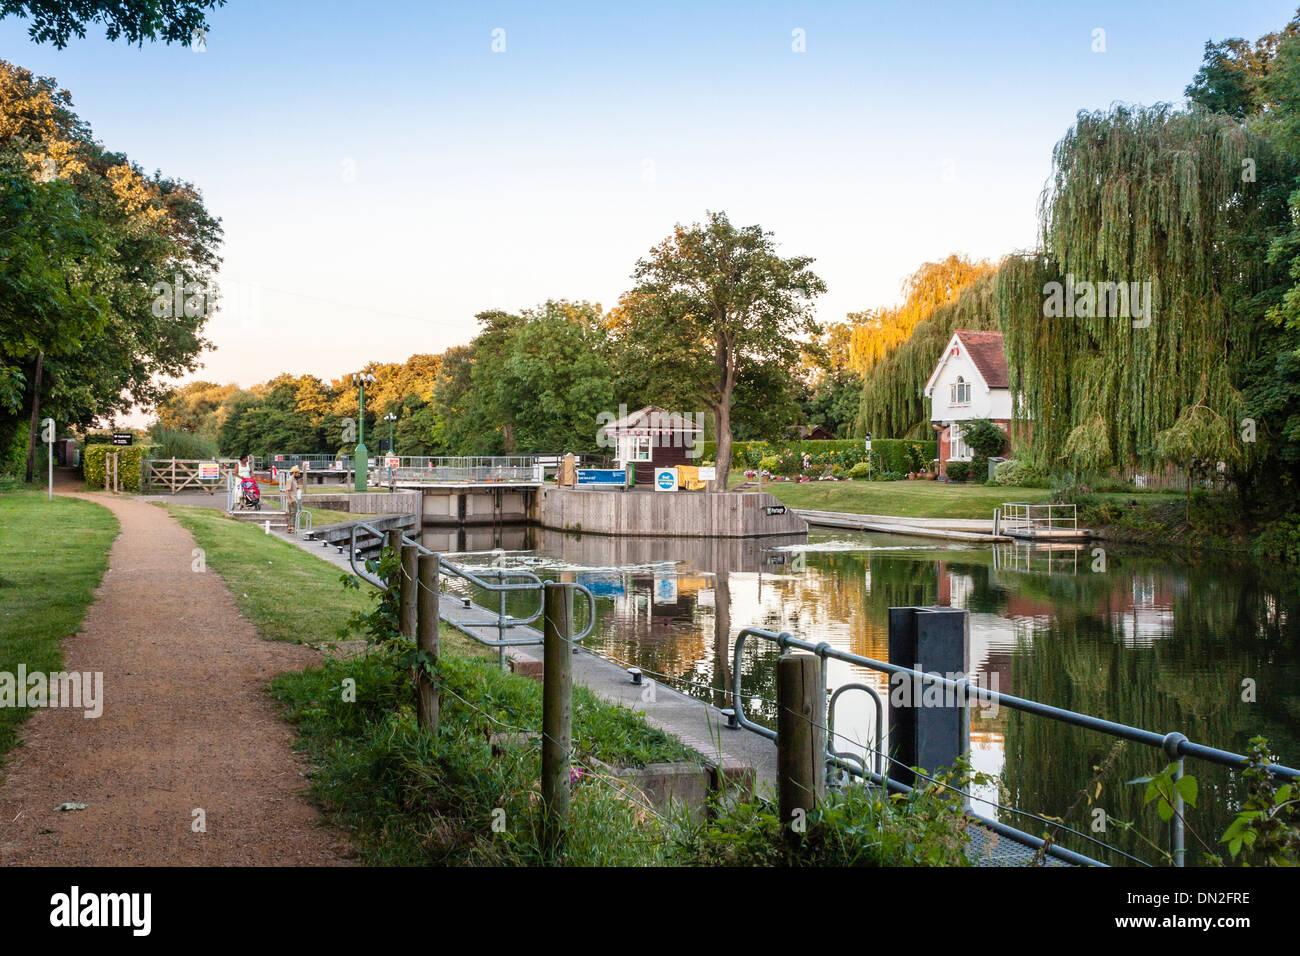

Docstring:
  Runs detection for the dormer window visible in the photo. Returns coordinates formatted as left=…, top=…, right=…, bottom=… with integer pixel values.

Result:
left=951, top=376, right=971, bottom=406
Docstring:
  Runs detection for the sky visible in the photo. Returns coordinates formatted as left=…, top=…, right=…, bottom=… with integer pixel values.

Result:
left=3, top=0, right=1297, bottom=422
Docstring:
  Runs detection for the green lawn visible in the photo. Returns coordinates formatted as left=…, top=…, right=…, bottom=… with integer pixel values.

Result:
left=163, top=502, right=489, bottom=656
left=0, top=489, right=119, bottom=757
left=738, top=474, right=1053, bottom=520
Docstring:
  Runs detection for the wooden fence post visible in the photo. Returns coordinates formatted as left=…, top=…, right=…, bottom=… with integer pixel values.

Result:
left=398, top=543, right=418, bottom=640
left=416, top=552, right=440, bottom=731
left=541, top=582, right=574, bottom=855
left=777, top=652, right=825, bottom=840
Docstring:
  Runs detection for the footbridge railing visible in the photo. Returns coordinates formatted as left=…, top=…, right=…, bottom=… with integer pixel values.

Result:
left=731, top=617, right=1300, bottom=867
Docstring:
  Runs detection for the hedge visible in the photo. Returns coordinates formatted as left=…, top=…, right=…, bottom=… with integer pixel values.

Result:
left=82, top=444, right=154, bottom=492
left=703, top=438, right=938, bottom=476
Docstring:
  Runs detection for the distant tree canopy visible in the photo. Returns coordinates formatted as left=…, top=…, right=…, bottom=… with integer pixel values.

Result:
left=0, top=0, right=224, bottom=48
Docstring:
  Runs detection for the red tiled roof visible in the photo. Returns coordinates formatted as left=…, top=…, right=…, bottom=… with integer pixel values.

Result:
left=954, top=330, right=1008, bottom=389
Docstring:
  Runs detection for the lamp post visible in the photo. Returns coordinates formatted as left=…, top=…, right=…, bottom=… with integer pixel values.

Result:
left=352, top=372, right=375, bottom=492
left=384, top=412, right=397, bottom=492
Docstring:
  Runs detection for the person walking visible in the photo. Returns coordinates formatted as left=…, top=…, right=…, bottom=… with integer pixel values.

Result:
left=283, top=464, right=302, bottom=534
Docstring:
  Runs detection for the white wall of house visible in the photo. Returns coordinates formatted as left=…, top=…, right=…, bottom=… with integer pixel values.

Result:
left=927, top=349, right=1012, bottom=423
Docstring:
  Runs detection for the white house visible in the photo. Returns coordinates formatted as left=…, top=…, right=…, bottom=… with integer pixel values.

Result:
left=923, top=330, right=1013, bottom=474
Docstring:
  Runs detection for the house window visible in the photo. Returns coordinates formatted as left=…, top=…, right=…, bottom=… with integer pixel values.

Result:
left=627, top=435, right=653, bottom=462
left=950, top=376, right=971, bottom=406
left=949, top=425, right=972, bottom=461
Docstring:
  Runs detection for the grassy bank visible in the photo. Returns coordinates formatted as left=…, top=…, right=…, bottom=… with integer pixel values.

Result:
left=738, top=475, right=1053, bottom=519
left=163, top=503, right=380, bottom=646
left=737, top=472, right=1189, bottom=524
left=0, top=488, right=118, bottom=757
left=164, top=502, right=705, bottom=864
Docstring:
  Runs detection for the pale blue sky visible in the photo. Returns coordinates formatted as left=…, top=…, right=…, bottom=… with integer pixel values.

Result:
left=2, top=0, right=1296, bottom=408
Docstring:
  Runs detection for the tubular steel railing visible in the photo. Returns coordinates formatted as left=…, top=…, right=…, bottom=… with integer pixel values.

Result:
left=383, top=456, right=543, bottom=483
left=999, top=502, right=1079, bottom=535
left=731, top=626, right=1300, bottom=868
left=346, top=520, right=594, bottom=667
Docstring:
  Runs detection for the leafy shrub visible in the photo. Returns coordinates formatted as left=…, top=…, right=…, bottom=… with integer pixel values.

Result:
left=758, top=455, right=779, bottom=474
left=970, top=455, right=990, bottom=483
left=849, top=461, right=871, bottom=479
left=1254, top=514, right=1300, bottom=567
left=945, top=461, right=972, bottom=482
left=82, top=444, right=154, bottom=492
left=959, top=418, right=1008, bottom=458
left=672, top=761, right=986, bottom=866
left=991, top=458, right=1048, bottom=487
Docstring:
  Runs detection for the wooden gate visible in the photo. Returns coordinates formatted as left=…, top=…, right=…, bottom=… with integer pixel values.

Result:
left=144, top=458, right=238, bottom=494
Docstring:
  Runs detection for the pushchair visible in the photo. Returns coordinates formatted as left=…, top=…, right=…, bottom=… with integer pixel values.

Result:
left=237, top=477, right=261, bottom=511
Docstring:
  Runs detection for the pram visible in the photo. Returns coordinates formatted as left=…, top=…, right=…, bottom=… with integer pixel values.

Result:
left=237, top=477, right=261, bottom=511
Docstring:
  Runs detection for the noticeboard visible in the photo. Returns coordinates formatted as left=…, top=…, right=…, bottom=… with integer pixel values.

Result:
left=577, top=468, right=625, bottom=487
left=654, top=467, right=678, bottom=492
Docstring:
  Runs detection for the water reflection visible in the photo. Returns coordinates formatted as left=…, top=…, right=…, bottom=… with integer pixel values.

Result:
left=424, top=524, right=1300, bottom=865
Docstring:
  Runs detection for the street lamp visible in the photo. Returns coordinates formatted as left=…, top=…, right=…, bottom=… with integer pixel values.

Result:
left=351, top=371, right=376, bottom=492
left=384, top=412, right=397, bottom=492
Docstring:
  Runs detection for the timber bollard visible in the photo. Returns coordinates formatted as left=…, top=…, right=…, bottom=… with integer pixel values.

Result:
left=540, top=581, right=574, bottom=855
left=399, top=543, right=418, bottom=640
left=887, top=606, right=970, bottom=790
left=416, top=552, right=440, bottom=731
left=383, top=529, right=403, bottom=583
left=776, top=652, right=825, bottom=839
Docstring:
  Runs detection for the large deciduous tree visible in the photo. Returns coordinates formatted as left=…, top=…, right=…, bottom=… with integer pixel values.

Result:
left=1, top=0, right=224, bottom=48
left=0, top=60, right=222, bottom=477
left=623, top=212, right=826, bottom=490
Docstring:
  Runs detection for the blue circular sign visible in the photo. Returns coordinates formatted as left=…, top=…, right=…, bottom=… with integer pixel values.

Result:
left=656, top=470, right=675, bottom=490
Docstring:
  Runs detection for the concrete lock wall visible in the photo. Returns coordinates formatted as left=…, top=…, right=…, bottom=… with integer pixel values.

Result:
left=307, top=492, right=422, bottom=523
left=420, top=486, right=533, bottom=526
left=536, top=486, right=807, bottom=538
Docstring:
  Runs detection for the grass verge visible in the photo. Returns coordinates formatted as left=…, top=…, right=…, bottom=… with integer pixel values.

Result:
left=0, top=488, right=118, bottom=758
left=163, top=502, right=702, bottom=864
left=163, top=502, right=379, bottom=645
left=270, top=650, right=699, bottom=865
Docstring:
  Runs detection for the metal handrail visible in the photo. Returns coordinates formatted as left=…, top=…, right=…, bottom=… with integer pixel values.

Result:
left=731, top=625, right=1300, bottom=867
left=344, top=521, right=596, bottom=655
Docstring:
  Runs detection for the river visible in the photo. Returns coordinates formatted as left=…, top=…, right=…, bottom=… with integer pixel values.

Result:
left=422, top=523, right=1300, bottom=865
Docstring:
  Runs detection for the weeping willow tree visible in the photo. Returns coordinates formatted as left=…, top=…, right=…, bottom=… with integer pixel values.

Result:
left=856, top=272, right=1000, bottom=439
left=998, top=104, right=1294, bottom=477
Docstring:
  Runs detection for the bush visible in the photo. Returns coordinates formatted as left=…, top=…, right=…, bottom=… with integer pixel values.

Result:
left=991, top=457, right=1048, bottom=487
left=946, top=461, right=972, bottom=482
left=849, top=461, right=871, bottom=479
left=672, top=760, right=986, bottom=866
left=970, top=456, right=990, bottom=483
left=958, top=418, right=1008, bottom=459
left=1254, top=514, right=1300, bottom=567
left=82, top=444, right=154, bottom=492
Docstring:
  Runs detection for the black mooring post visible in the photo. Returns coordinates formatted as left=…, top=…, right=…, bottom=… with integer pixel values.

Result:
left=887, top=606, right=970, bottom=789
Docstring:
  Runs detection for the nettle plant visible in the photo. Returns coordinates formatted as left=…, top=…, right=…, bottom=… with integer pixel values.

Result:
left=1127, top=736, right=1300, bottom=866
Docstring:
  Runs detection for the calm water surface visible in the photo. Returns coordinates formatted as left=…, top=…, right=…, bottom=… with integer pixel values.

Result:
left=423, top=524, right=1300, bottom=865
